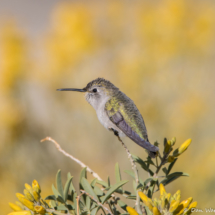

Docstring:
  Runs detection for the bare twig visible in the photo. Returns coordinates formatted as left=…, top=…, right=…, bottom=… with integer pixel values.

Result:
left=116, top=136, right=142, bottom=215
left=80, top=190, right=113, bottom=215
left=41, top=137, right=102, bottom=181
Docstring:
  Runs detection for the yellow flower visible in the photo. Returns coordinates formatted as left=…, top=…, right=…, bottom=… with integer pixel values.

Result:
left=153, top=206, right=161, bottom=215
left=7, top=211, right=32, bottom=215
left=32, top=190, right=40, bottom=202
left=164, top=140, right=172, bottom=154
left=32, top=180, right=41, bottom=194
left=9, top=203, right=22, bottom=211
left=174, top=197, right=193, bottom=215
left=34, top=205, right=46, bottom=214
left=16, top=193, right=34, bottom=211
left=159, top=183, right=166, bottom=196
left=138, top=191, right=153, bottom=211
left=24, top=184, right=33, bottom=195
left=170, top=137, right=176, bottom=146
left=184, top=201, right=198, bottom=215
left=23, top=189, right=34, bottom=202
left=126, top=206, right=138, bottom=215
left=173, top=139, right=192, bottom=157
left=169, top=200, right=180, bottom=212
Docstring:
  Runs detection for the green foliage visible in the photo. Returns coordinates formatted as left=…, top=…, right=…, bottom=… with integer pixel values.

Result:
left=8, top=137, right=195, bottom=215
left=41, top=138, right=192, bottom=215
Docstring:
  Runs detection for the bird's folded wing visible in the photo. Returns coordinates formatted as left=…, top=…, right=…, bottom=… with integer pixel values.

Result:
left=109, top=111, right=159, bottom=152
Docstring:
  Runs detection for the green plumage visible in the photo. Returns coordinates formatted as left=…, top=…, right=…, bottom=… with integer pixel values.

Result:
left=105, top=89, right=149, bottom=141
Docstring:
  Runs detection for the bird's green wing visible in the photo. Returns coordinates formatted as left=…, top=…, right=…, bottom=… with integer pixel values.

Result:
left=106, top=99, right=159, bottom=154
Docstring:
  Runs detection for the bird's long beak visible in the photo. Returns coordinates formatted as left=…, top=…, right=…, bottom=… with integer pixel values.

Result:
left=57, top=88, right=86, bottom=92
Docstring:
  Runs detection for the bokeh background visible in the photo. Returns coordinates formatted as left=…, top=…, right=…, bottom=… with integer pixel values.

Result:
left=1, top=0, right=215, bottom=214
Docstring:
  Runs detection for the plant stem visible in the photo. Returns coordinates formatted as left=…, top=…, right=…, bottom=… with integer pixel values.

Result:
left=117, top=136, right=142, bottom=215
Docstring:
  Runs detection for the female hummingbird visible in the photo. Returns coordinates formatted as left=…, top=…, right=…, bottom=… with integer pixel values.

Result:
left=57, top=78, right=159, bottom=158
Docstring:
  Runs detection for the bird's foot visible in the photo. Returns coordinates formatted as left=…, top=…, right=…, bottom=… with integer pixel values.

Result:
left=109, top=127, right=119, bottom=137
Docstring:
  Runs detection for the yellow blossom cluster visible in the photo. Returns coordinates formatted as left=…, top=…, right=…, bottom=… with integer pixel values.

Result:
left=164, top=138, right=192, bottom=163
left=8, top=180, right=48, bottom=215
left=127, top=183, right=197, bottom=215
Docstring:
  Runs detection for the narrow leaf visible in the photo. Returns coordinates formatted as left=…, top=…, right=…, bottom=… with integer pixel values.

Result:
left=101, top=180, right=128, bottom=204
left=160, top=172, right=189, bottom=186
left=118, top=200, right=127, bottom=211
left=56, top=205, right=67, bottom=210
left=45, top=195, right=56, bottom=201
left=64, top=176, right=73, bottom=201
left=96, top=180, right=109, bottom=188
left=124, top=170, right=135, bottom=179
left=167, top=158, right=178, bottom=175
left=56, top=170, right=64, bottom=197
left=86, top=196, right=91, bottom=210
left=52, top=184, right=65, bottom=203
left=94, top=186, right=104, bottom=196
left=91, top=206, right=99, bottom=215
left=67, top=172, right=76, bottom=193
left=90, top=178, right=97, bottom=188
left=162, top=167, right=168, bottom=175
left=81, top=178, right=99, bottom=201
left=115, top=163, right=121, bottom=182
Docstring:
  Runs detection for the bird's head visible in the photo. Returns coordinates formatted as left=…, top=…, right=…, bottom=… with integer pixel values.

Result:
left=57, top=78, right=119, bottom=109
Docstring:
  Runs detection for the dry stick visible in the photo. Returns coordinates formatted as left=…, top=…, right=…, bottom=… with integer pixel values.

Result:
left=41, top=137, right=117, bottom=201
left=80, top=190, right=113, bottom=215
left=117, top=136, right=142, bottom=215
left=41, top=137, right=102, bottom=181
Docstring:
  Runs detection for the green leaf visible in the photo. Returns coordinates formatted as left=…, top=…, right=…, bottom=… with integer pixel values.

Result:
left=64, top=176, right=73, bottom=202
left=132, top=155, right=148, bottom=170
left=94, top=186, right=104, bottom=196
left=50, top=200, right=57, bottom=208
left=145, top=205, right=153, bottom=215
left=160, top=172, right=189, bottom=186
left=118, top=200, right=127, bottom=211
left=124, top=170, right=135, bottom=178
left=144, top=177, right=157, bottom=185
left=115, top=163, right=122, bottom=182
left=73, top=192, right=77, bottom=214
left=107, top=176, right=110, bottom=187
left=79, top=167, right=87, bottom=186
left=81, top=178, right=99, bottom=201
left=126, top=195, right=136, bottom=200
left=56, top=205, right=68, bottom=211
left=124, top=170, right=144, bottom=186
left=45, top=195, right=56, bottom=201
left=146, top=156, right=155, bottom=166
left=96, top=180, right=109, bottom=188
left=132, top=155, right=154, bottom=175
left=52, top=184, right=65, bottom=203
left=67, top=172, right=76, bottom=193
left=90, top=178, right=97, bottom=188
left=56, top=170, right=64, bottom=197
left=91, top=206, right=99, bottom=215
left=167, top=158, right=178, bottom=175
left=162, top=167, right=168, bottom=175
left=86, top=196, right=91, bottom=210
left=123, top=190, right=131, bottom=195
left=101, top=180, right=129, bottom=204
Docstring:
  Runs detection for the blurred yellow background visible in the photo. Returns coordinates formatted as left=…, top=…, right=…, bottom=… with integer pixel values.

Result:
left=1, top=0, right=215, bottom=214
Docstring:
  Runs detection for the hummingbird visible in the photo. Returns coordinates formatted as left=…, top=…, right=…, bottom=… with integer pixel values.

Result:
left=57, top=78, right=159, bottom=158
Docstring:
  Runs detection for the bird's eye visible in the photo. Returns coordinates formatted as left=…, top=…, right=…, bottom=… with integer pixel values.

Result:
left=92, top=88, right=97, bottom=93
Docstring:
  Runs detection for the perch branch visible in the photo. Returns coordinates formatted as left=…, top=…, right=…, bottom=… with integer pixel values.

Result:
left=116, top=136, right=142, bottom=215
left=41, top=137, right=102, bottom=181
